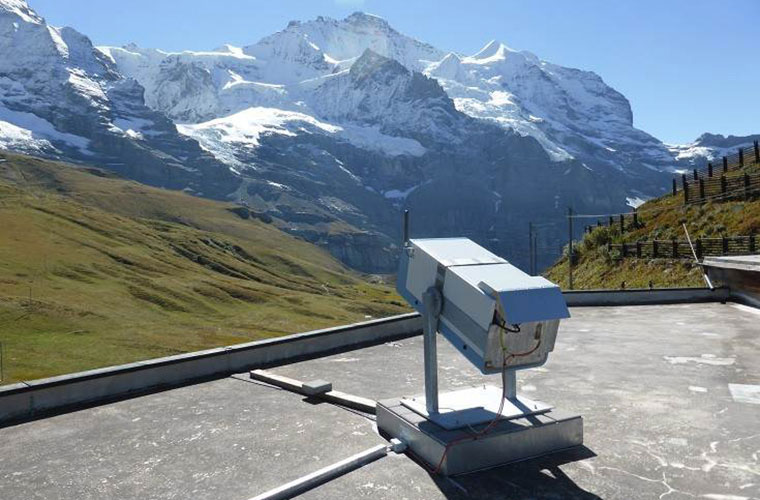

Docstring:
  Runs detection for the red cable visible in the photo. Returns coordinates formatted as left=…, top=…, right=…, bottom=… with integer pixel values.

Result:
left=430, top=337, right=542, bottom=475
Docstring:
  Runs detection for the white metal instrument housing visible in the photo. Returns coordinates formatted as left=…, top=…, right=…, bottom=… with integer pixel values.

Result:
left=397, top=238, right=570, bottom=374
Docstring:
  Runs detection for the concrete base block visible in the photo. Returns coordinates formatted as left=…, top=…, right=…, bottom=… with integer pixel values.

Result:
left=377, top=397, right=583, bottom=476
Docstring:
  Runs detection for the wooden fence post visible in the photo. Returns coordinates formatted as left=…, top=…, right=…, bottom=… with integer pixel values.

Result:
left=609, top=216, right=613, bottom=227
left=699, top=178, right=705, bottom=200
left=672, top=178, right=677, bottom=195
left=744, top=174, right=750, bottom=200
left=619, top=214, right=624, bottom=233
left=683, top=174, right=689, bottom=203
left=653, top=240, right=659, bottom=258
left=672, top=239, right=678, bottom=258
left=621, top=243, right=627, bottom=258
left=636, top=241, right=642, bottom=258
left=708, top=162, right=713, bottom=177
left=721, top=176, right=727, bottom=195
left=739, top=148, right=744, bottom=167
left=633, top=208, right=639, bottom=227
left=723, top=156, right=728, bottom=173
left=750, top=234, right=756, bottom=253
left=722, top=236, right=728, bottom=255
left=696, top=239, right=703, bottom=259
left=755, top=140, right=759, bottom=163
left=693, top=169, right=698, bottom=181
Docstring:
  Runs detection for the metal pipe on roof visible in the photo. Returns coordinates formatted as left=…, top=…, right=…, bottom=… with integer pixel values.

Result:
left=248, top=444, right=390, bottom=500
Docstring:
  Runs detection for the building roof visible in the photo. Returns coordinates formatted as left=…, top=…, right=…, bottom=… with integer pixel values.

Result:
left=704, top=254, right=760, bottom=272
left=0, top=303, right=758, bottom=499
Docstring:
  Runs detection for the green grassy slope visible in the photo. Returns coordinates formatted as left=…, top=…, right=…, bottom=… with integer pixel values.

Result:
left=545, top=186, right=760, bottom=290
left=0, top=152, right=407, bottom=383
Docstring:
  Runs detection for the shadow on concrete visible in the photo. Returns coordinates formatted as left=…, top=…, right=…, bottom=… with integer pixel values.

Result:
left=422, top=446, right=601, bottom=500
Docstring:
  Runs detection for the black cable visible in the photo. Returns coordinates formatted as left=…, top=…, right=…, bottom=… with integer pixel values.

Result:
left=495, top=318, right=520, bottom=333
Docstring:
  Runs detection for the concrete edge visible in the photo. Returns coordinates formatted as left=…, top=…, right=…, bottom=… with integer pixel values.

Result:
left=703, top=263, right=760, bottom=309
left=563, top=287, right=730, bottom=307
left=703, top=257, right=760, bottom=272
left=730, top=292, right=760, bottom=310
left=0, top=313, right=421, bottom=427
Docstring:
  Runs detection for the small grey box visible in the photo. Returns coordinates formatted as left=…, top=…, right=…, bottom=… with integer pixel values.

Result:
left=302, top=380, right=332, bottom=396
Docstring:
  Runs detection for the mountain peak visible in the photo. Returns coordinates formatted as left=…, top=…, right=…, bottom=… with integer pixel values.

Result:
left=344, top=12, right=390, bottom=28
left=0, top=0, right=42, bottom=24
left=350, top=48, right=408, bottom=81
left=440, top=52, right=461, bottom=63
left=426, top=52, right=467, bottom=81
left=695, top=132, right=724, bottom=144
left=694, top=132, right=760, bottom=148
left=470, top=39, right=513, bottom=61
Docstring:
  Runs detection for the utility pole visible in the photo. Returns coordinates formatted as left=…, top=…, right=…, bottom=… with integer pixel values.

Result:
left=528, top=222, right=535, bottom=275
left=568, top=207, right=574, bottom=290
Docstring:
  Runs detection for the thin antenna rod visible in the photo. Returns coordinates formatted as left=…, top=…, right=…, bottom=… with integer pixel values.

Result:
left=682, top=223, right=714, bottom=290
left=567, top=207, right=574, bottom=290
left=403, top=209, right=410, bottom=246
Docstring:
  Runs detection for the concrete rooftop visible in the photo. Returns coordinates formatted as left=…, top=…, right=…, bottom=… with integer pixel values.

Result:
left=1, top=303, right=759, bottom=499
left=705, top=255, right=760, bottom=271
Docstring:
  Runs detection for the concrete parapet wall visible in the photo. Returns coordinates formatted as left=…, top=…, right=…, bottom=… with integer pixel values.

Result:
left=0, top=286, right=743, bottom=427
left=563, top=287, right=729, bottom=307
left=0, top=313, right=422, bottom=427
left=703, top=261, right=760, bottom=309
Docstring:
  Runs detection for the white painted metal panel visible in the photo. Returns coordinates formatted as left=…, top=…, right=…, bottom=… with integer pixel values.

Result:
left=443, top=266, right=495, bottom=332
left=404, top=244, right=439, bottom=305
left=412, top=238, right=506, bottom=267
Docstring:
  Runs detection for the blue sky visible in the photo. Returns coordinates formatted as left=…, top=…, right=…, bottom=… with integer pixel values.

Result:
left=31, top=0, right=759, bottom=144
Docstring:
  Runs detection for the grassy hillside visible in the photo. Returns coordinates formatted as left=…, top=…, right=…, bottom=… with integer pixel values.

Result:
left=0, top=152, right=407, bottom=384
left=545, top=187, right=760, bottom=289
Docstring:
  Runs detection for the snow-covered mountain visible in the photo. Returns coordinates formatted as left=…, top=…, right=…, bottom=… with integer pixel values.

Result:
left=1, top=2, right=751, bottom=272
left=425, top=40, right=675, bottom=174
left=99, top=13, right=675, bottom=179
left=0, top=0, right=240, bottom=197
left=667, top=133, right=760, bottom=167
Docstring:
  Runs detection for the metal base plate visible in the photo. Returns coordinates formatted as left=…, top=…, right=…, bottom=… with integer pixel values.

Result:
left=377, top=397, right=583, bottom=476
left=400, top=385, right=552, bottom=430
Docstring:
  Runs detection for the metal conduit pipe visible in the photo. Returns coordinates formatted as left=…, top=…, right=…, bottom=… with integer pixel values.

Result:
left=248, top=440, right=406, bottom=500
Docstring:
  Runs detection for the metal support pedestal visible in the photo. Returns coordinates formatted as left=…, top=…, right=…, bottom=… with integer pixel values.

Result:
left=412, top=287, right=553, bottom=430
left=378, top=287, right=583, bottom=475
left=421, top=287, right=441, bottom=415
